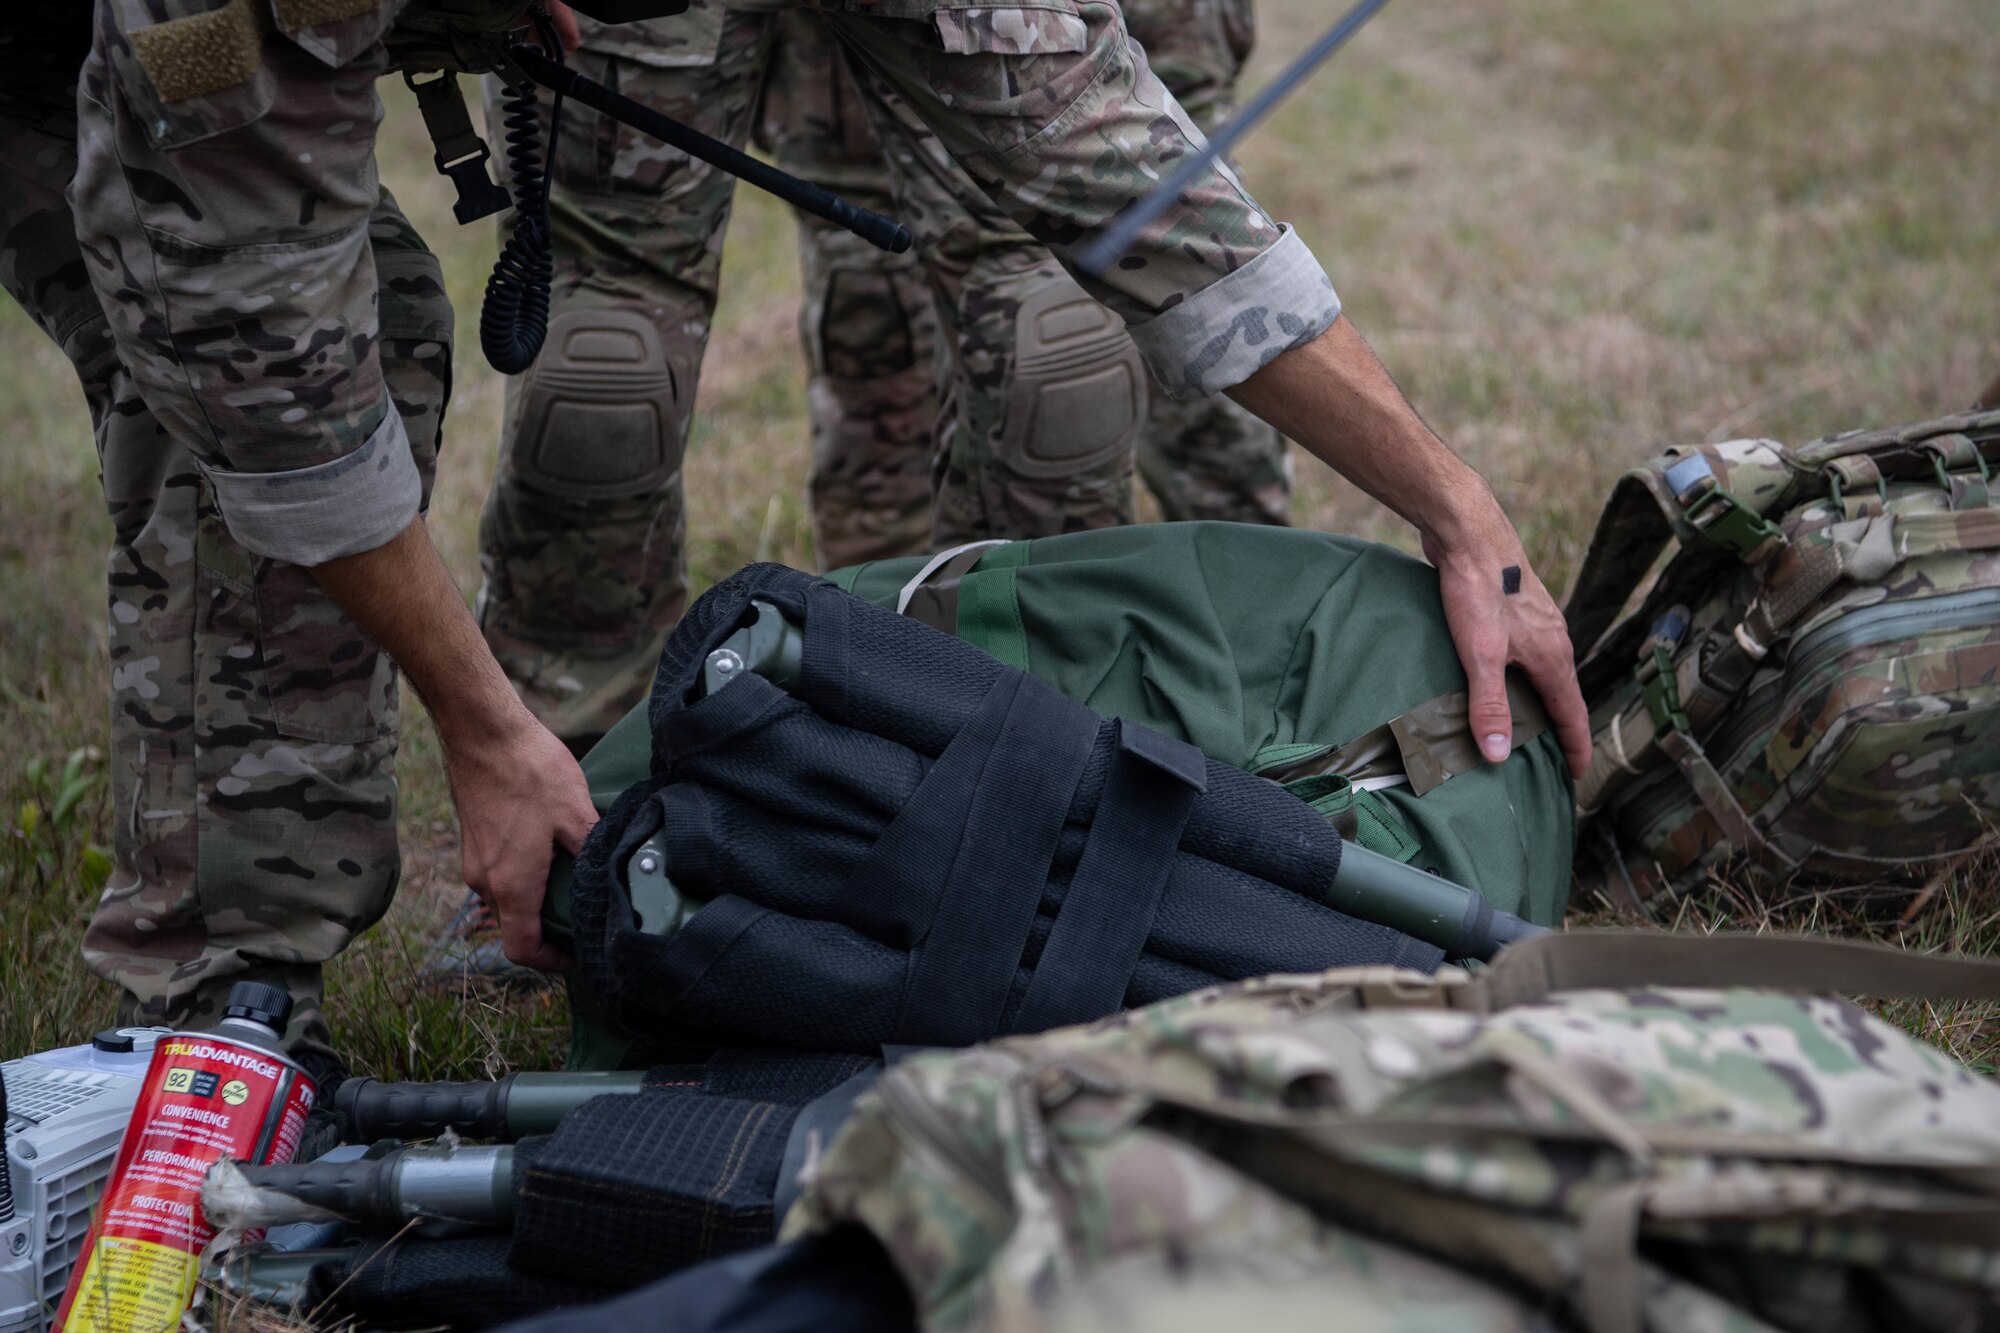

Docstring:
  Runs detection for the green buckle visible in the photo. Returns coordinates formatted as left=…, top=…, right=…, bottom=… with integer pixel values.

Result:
left=1641, top=647, right=1690, bottom=735
left=1684, top=484, right=1782, bottom=560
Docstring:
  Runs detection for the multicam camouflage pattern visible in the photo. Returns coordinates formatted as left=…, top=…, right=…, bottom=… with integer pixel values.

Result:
left=1568, top=412, right=2000, bottom=902
left=761, top=11, right=941, bottom=570
left=482, top=0, right=1297, bottom=740
left=72, top=0, right=434, bottom=568
left=473, top=5, right=772, bottom=744
left=804, top=0, right=1292, bottom=534
left=0, top=2, right=452, bottom=1057
left=785, top=954, right=2000, bottom=1333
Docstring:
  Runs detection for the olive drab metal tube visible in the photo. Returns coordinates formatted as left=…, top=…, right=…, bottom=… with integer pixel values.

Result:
left=336, top=1071, right=647, bottom=1143
left=230, top=1145, right=518, bottom=1229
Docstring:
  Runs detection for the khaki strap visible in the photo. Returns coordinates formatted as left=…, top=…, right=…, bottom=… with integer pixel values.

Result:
left=1577, top=1181, right=1649, bottom=1333
left=1891, top=507, right=2000, bottom=560
left=1460, top=929, right=2000, bottom=1013
left=1388, top=673, right=1551, bottom=795
left=1656, top=729, right=1772, bottom=864
left=129, top=0, right=264, bottom=103
left=894, top=540, right=1010, bottom=634
left=1265, top=672, right=1551, bottom=797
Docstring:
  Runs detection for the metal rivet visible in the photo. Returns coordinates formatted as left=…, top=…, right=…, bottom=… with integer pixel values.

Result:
left=636, top=855, right=660, bottom=876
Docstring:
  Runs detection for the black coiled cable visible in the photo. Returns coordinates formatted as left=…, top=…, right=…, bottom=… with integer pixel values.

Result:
left=479, top=18, right=565, bottom=375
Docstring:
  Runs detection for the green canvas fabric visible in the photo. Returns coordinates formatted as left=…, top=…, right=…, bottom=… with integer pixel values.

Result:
left=838, top=523, right=1573, bottom=924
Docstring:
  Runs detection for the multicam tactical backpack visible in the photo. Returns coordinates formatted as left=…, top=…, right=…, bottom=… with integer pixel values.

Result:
left=781, top=931, right=2000, bottom=1333
left=1565, top=408, right=2000, bottom=904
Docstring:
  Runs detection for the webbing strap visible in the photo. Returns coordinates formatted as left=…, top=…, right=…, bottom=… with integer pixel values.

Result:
left=895, top=541, right=1011, bottom=632
left=1565, top=470, right=1682, bottom=669
left=1656, top=730, right=1770, bottom=863
left=405, top=70, right=510, bottom=224
left=883, top=671, right=1100, bottom=1046
left=1892, top=507, right=2000, bottom=559
left=1010, top=721, right=1209, bottom=1033
left=1463, top=929, right=2000, bottom=1013
left=1253, top=672, right=1549, bottom=797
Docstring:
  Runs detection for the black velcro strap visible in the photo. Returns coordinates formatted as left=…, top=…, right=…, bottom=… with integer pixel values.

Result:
left=881, top=671, right=1099, bottom=1045
left=1444, top=891, right=1496, bottom=966
left=1010, top=720, right=1208, bottom=1034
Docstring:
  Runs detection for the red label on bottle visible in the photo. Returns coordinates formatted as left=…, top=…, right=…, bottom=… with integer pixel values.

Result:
left=54, top=1034, right=314, bottom=1332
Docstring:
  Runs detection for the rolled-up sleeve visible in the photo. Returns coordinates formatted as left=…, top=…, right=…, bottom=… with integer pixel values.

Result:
left=1126, top=225, right=1340, bottom=398
left=72, top=0, right=416, bottom=565
left=200, top=403, right=421, bottom=562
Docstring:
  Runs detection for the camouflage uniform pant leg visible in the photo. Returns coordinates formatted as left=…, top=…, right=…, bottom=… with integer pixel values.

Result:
left=0, top=51, right=450, bottom=1059
left=823, top=57, right=1142, bottom=544
left=476, top=10, right=772, bottom=747
left=761, top=13, right=939, bottom=570
left=814, top=1, right=1287, bottom=542
left=1122, top=0, right=1290, bottom=526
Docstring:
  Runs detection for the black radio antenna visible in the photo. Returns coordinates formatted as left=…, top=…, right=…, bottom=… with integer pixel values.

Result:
left=1077, top=0, right=1393, bottom=274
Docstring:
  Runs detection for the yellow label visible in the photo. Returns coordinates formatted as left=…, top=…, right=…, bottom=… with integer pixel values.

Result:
left=63, top=1236, right=198, bottom=1333
left=219, top=1079, right=249, bottom=1106
left=160, top=1067, right=197, bottom=1094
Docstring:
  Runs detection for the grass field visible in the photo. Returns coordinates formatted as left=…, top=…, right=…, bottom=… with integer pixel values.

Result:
left=5, top=0, right=2000, bottom=1092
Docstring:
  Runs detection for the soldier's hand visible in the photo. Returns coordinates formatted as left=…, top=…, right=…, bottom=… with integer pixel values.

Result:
left=449, top=710, right=598, bottom=972
left=547, top=1, right=581, bottom=53
left=1423, top=510, right=1592, bottom=779
left=1226, top=317, right=1590, bottom=777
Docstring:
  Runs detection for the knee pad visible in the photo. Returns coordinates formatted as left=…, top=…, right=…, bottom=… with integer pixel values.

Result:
left=998, top=274, right=1147, bottom=480
left=510, top=309, right=681, bottom=502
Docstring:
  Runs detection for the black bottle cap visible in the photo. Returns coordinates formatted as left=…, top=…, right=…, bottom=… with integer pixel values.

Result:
left=222, top=981, right=294, bottom=1034
left=92, top=1029, right=135, bottom=1054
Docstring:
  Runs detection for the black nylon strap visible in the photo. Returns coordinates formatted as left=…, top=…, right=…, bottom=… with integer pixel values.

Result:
left=1011, top=720, right=1209, bottom=1033
left=840, top=682, right=1003, bottom=943
left=884, top=671, right=1100, bottom=1045
left=799, top=580, right=853, bottom=723
left=1443, top=891, right=1496, bottom=966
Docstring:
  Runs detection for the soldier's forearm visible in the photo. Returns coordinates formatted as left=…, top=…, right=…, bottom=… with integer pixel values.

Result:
left=1225, top=314, right=1501, bottom=553
left=309, top=518, right=536, bottom=752
left=310, top=517, right=596, bottom=970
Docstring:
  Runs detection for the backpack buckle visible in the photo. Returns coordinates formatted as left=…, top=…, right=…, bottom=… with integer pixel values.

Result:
left=405, top=70, right=513, bottom=225
left=1683, top=484, right=1783, bottom=562
left=1639, top=647, right=1691, bottom=735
